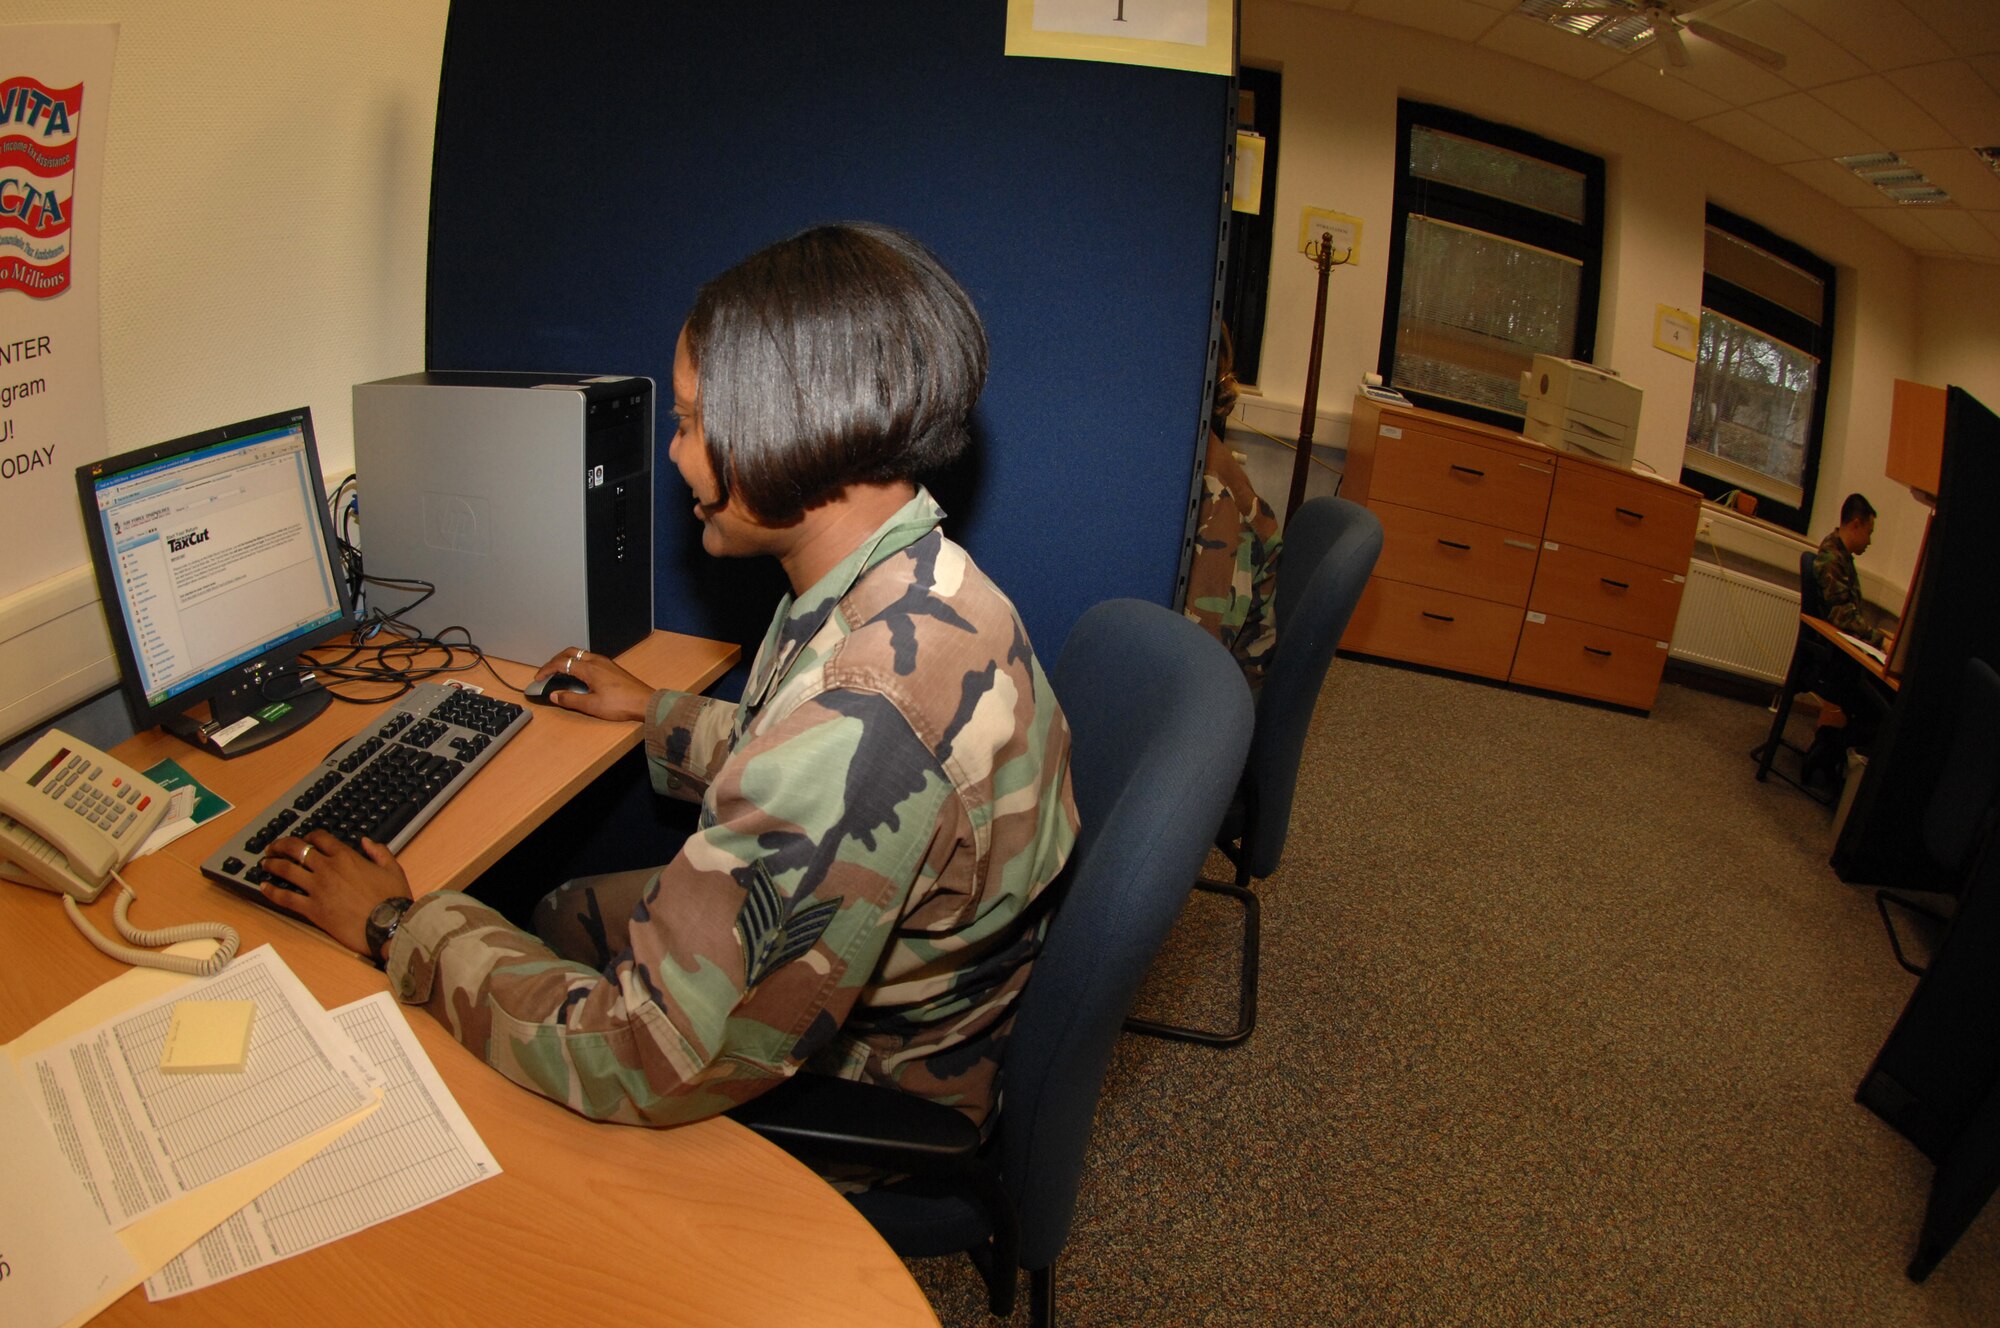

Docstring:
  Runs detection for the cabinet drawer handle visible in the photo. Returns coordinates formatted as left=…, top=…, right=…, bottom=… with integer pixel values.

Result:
left=1600, top=578, right=1629, bottom=590
left=1437, top=539, right=1472, bottom=551
left=1614, top=506, right=1645, bottom=521
left=1421, top=611, right=1456, bottom=623
left=1584, top=646, right=1613, bottom=658
left=1503, top=538, right=1538, bottom=550
left=1449, top=464, right=1486, bottom=478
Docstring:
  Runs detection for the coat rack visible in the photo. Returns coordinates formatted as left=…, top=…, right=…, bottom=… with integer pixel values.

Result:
left=1284, top=229, right=1350, bottom=521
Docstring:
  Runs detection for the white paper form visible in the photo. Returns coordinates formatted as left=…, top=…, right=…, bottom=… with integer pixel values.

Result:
left=0, top=1065, right=139, bottom=1328
left=145, top=993, right=501, bottom=1300
left=21, top=946, right=380, bottom=1231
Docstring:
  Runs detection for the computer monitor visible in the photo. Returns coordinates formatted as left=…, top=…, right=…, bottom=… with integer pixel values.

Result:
left=76, top=407, right=356, bottom=758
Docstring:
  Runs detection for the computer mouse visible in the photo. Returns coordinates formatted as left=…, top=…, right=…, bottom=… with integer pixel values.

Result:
left=525, top=672, right=590, bottom=705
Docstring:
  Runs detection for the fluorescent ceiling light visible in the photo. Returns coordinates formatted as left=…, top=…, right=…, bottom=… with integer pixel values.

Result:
left=1516, top=1, right=1655, bottom=54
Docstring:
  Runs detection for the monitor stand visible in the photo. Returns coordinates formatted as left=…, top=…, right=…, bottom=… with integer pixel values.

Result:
left=163, top=674, right=332, bottom=759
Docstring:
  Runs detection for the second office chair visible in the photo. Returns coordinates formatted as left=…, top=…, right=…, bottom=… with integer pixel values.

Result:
left=1128, top=495, right=1384, bottom=1046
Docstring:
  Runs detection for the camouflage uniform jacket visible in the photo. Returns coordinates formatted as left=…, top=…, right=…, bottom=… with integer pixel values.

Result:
left=1814, top=529, right=1885, bottom=646
left=1186, top=430, right=1282, bottom=686
left=385, top=489, right=1079, bottom=1128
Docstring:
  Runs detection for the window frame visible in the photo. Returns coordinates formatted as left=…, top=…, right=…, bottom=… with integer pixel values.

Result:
left=1377, top=101, right=1607, bottom=431
left=1679, top=204, right=1837, bottom=536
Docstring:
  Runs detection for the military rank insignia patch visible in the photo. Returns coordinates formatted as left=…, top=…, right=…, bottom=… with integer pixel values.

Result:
left=737, top=861, right=841, bottom=988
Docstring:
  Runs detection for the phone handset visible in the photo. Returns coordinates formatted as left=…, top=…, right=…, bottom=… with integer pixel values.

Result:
left=2, top=730, right=238, bottom=976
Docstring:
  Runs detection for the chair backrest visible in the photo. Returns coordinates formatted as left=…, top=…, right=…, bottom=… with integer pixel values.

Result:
left=1924, top=656, right=2000, bottom=879
left=1239, top=496, right=1383, bottom=880
left=1001, top=598, right=1253, bottom=1271
left=1799, top=549, right=1829, bottom=620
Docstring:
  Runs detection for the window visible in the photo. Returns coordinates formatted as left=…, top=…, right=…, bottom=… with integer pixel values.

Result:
left=1681, top=206, right=1835, bottom=534
left=1379, top=102, right=1605, bottom=429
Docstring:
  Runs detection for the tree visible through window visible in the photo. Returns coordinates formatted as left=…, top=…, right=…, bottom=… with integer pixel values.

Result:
left=1379, top=103, right=1605, bottom=429
left=1680, top=207, right=1835, bottom=534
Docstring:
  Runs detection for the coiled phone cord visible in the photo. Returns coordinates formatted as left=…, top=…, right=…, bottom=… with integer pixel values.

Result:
left=61, top=869, right=240, bottom=977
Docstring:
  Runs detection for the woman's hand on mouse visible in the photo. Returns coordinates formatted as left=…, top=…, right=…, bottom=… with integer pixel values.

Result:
left=533, top=647, right=653, bottom=721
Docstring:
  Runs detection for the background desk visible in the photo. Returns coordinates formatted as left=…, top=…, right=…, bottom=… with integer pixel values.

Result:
left=1, top=631, right=941, bottom=1328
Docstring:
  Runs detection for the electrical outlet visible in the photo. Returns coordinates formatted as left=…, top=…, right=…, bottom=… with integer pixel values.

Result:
left=1697, top=516, right=1713, bottom=540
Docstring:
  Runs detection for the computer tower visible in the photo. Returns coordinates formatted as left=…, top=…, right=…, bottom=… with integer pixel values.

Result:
left=352, top=371, right=653, bottom=664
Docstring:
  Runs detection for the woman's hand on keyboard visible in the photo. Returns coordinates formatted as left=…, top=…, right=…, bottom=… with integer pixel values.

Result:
left=533, top=647, right=653, bottom=722
left=258, top=830, right=413, bottom=958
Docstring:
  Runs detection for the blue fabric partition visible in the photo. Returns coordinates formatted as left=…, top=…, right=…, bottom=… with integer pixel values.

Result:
left=427, top=1, right=1230, bottom=693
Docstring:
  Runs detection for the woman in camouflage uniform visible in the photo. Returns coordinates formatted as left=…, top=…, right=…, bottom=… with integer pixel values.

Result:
left=259, top=224, right=1079, bottom=1131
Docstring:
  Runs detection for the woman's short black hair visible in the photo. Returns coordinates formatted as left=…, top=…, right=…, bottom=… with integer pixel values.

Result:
left=685, top=222, right=988, bottom=525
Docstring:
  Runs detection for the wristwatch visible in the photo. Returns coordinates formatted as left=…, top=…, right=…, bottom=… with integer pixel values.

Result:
left=365, top=896, right=415, bottom=967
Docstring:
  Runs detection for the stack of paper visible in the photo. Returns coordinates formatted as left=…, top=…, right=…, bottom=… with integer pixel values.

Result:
left=1, top=945, right=499, bottom=1327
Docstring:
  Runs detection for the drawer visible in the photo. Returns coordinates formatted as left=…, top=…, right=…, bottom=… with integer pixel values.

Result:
left=1509, top=611, right=1671, bottom=710
left=1529, top=541, right=1688, bottom=639
left=1369, top=424, right=1555, bottom=534
left=1544, top=462, right=1700, bottom=572
left=1342, top=577, right=1524, bottom=680
left=1373, top=501, right=1542, bottom=606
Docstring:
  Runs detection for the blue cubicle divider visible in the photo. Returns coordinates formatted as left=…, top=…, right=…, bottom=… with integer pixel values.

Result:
left=426, top=1, right=1231, bottom=694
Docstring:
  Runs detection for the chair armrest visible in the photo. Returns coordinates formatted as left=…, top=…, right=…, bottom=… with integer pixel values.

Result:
left=726, top=1072, right=983, bottom=1176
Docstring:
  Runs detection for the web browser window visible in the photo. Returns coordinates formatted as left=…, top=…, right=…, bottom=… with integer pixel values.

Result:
left=88, top=423, right=344, bottom=706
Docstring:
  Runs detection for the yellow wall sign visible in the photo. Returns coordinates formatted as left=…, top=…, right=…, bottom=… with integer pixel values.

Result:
left=1655, top=304, right=1699, bottom=361
left=1005, top=0, right=1233, bottom=76
left=1234, top=132, right=1265, bottom=214
left=1298, top=208, right=1362, bottom=264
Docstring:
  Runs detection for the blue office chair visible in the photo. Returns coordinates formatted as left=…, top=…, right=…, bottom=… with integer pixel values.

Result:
left=1754, top=550, right=1843, bottom=802
left=1127, top=495, right=1384, bottom=1045
left=728, top=598, right=1254, bottom=1324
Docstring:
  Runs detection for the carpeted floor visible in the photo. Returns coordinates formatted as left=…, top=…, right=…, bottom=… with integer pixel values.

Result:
left=906, top=657, right=2000, bottom=1326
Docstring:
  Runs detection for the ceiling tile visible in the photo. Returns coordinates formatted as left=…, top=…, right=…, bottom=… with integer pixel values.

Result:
left=1886, top=61, right=2000, bottom=147
left=1816, top=74, right=1958, bottom=151
left=1765, top=0, right=1953, bottom=72
left=1899, top=148, right=2000, bottom=210
left=1971, top=53, right=2000, bottom=92
left=1699, top=0, right=1868, bottom=89
left=1781, top=158, right=1909, bottom=210
left=1855, top=204, right=1955, bottom=254
left=1977, top=211, right=2000, bottom=246
left=1642, top=33, right=1795, bottom=104
left=1476, top=14, right=1628, bottom=80
left=1691, top=108, right=1820, bottom=163
left=1592, top=58, right=1733, bottom=121
left=1910, top=207, right=2000, bottom=258
left=1748, top=90, right=1886, bottom=157
left=1287, top=0, right=1357, bottom=11
left=1896, top=0, right=2000, bottom=57
left=1353, top=0, right=1503, bottom=43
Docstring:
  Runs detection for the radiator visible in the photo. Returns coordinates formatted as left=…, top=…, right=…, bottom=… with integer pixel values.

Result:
left=1669, top=560, right=1799, bottom=684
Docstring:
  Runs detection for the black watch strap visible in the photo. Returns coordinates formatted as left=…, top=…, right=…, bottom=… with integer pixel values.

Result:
left=366, top=897, right=415, bottom=967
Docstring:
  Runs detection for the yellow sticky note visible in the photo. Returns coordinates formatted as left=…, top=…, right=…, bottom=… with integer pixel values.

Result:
left=160, top=1000, right=256, bottom=1073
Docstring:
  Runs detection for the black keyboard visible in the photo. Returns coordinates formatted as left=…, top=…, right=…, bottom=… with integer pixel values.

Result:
left=203, top=682, right=530, bottom=897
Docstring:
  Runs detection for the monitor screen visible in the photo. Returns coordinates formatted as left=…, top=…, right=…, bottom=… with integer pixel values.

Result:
left=77, top=408, right=355, bottom=756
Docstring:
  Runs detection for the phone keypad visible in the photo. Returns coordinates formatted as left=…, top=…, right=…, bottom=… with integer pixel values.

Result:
left=49, top=753, right=151, bottom=839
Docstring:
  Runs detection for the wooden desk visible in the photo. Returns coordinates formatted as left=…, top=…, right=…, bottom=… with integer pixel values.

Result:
left=1754, top=614, right=1898, bottom=798
left=141, top=630, right=739, bottom=896
left=2, top=632, right=942, bottom=1328
left=1801, top=615, right=1899, bottom=693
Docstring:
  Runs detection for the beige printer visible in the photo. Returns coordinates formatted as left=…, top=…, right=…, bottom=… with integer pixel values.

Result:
left=1518, top=354, right=1642, bottom=468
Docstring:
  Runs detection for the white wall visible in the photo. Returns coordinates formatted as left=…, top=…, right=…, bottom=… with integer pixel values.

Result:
left=1915, top=258, right=2000, bottom=415
left=0, top=1, right=447, bottom=745
left=1242, top=1, right=1935, bottom=592
left=0, top=0, right=448, bottom=489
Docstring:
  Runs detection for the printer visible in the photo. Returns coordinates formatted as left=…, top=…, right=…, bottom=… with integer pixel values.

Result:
left=1518, top=354, right=1642, bottom=468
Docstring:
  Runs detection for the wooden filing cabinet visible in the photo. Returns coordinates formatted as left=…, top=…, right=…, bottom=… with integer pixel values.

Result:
left=1340, top=395, right=1700, bottom=711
